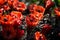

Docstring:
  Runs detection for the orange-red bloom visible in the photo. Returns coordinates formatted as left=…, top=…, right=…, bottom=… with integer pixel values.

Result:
left=54, top=7, right=60, bottom=16
left=44, top=0, right=54, bottom=9
left=28, top=4, right=45, bottom=14
left=26, top=14, right=39, bottom=27
left=34, top=31, right=46, bottom=40
left=10, top=11, right=23, bottom=20
left=13, top=2, right=26, bottom=12
left=0, top=15, right=16, bottom=40
left=26, top=12, right=43, bottom=27
left=10, top=11, right=23, bottom=29
left=36, top=6, right=45, bottom=14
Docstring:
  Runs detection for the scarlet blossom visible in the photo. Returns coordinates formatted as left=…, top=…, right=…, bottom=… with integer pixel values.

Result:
left=54, top=7, right=60, bottom=16
left=36, top=6, right=45, bottom=14
left=0, top=11, right=23, bottom=39
left=26, top=13, right=39, bottom=27
left=28, top=4, right=45, bottom=14
left=10, top=11, right=23, bottom=29
left=34, top=31, right=46, bottom=40
left=10, top=11, right=23, bottom=20
left=32, top=11, right=44, bottom=21
left=0, top=15, right=16, bottom=40
left=44, top=0, right=54, bottom=9
left=13, top=2, right=26, bottom=12
left=26, top=11, right=44, bottom=27
left=1, top=15, right=14, bottom=25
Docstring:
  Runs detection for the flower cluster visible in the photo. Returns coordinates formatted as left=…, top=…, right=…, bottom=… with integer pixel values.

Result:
left=0, top=0, right=60, bottom=40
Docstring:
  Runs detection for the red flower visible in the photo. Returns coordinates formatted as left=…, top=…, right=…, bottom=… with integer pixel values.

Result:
left=34, top=31, right=46, bottom=40
left=26, top=15, right=39, bottom=27
left=10, top=11, right=23, bottom=30
left=36, top=6, right=45, bottom=14
left=10, top=11, right=23, bottom=20
left=28, top=4, right=45, bottom=14
left=54, top=7, right=60, bottom=16
left=26, top=12, right=44, bottom=27
left=0, top=11, right=23, bottom=39
left=26, top=12, right=41, bottom=27
left=1, top=15, right=14, bottom=25
left=32, top=11, right=44, bottom=21
left=44, top=0, right=54, bottom=9
left=1, top=15, right=16, bottom=40
left=13, top=2, right=26, bottom=12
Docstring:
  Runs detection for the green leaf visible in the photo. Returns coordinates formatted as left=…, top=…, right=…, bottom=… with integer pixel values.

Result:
left=54, top=0, right=60, bottom=7
left=30, top=0, right=37, bottom=3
